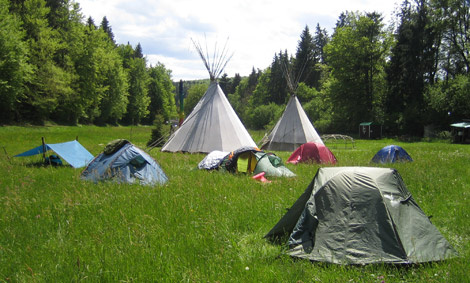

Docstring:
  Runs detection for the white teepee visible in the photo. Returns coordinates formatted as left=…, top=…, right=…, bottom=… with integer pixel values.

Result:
left=161, top=39, right=256, bottom=153
left=260, top=63, right=323, bottom=151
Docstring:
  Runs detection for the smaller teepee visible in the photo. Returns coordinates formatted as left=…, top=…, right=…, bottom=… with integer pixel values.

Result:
left=260, top=62, right=322, bottom=151
left=161, top=38, right=256, bottom=153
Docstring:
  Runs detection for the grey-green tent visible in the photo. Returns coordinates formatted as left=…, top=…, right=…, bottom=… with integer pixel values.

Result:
left=265, top=167, right=457, bottom=264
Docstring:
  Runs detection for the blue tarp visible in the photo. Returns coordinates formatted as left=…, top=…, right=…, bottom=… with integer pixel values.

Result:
left=371, top=145, right=413, bottom=164
left=14, top=140, right=94, bottom=168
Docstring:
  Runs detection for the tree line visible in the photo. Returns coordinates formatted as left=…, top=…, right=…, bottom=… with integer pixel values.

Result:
left=184, top=0, right=469, bottom=137
left=2, top=0, right=469, bottom=138
left=1, top=0, right=176, bottom=125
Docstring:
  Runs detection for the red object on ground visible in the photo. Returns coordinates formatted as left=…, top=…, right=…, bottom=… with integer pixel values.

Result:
left=252, top=171, right=271, bottom=183
left=287, top=142, right=337, bottom=165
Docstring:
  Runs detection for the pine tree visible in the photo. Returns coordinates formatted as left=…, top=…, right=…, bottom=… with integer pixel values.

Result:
left=218, top=73, right=231, bottom=95
left=100, top=16, right=115, bottom=44
left=268, top=50, right=289, bottom=104
left=386, top=0, right=437, bottom=135
left=313, top=24, right=329, bottom=64
left=86, top=17, right=96, bottom=30
left=134, top=42, right=143, bottom=59
left=294, top=25, right=316, bottom=87
left=311, top=23, right=329, bottom=89
left=231, top=73, right=242, bottom=94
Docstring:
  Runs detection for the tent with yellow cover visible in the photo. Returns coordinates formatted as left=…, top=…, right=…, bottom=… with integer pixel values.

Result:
left=199, top=146, right=295, bottom=177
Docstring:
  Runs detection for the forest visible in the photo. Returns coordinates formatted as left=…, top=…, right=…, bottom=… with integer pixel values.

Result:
left=1, top=0, right=470, bottom=137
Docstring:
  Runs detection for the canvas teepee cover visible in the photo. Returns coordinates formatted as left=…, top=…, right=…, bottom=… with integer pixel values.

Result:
left=261, top=95, right=323, bottom=151
left=161, top=39, right=256, bottom=153
left=161, top=82, right=256, bottom=153
left=265, top=167, right=457, bottom=264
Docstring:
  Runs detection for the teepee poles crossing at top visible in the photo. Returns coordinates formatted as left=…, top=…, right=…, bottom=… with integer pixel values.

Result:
left=191, top=36, right=234, bottom=81
left=281, top=59, right=308, bottom=96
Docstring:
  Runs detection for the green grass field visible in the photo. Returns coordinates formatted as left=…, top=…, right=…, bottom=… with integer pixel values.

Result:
left=0, top=126, right=469, bottom=282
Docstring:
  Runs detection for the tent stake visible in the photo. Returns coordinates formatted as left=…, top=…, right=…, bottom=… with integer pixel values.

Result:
left=2, top=147, right=11, bottom=164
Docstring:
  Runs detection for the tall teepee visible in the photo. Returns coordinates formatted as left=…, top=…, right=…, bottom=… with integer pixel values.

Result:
left=260, top=62, right=323, bottom=151
left=161, top=39, right=256, bottom=153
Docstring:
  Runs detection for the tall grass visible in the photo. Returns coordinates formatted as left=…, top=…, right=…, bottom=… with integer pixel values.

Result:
left=0, top=126, right=468, bottom=281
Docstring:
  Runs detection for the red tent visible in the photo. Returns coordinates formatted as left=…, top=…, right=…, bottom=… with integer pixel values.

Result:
left=287, top=142, right=337, bottom=165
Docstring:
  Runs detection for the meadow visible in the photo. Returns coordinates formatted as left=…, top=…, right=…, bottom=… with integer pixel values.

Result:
left=0, top=125, right=469, bottom=282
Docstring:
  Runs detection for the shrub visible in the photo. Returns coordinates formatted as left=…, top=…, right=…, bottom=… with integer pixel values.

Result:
left=147, top=114, right=166, bottom=147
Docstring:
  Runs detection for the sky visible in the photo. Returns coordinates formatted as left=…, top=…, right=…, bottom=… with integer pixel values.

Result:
left=78, top=0, right=400, bottom=81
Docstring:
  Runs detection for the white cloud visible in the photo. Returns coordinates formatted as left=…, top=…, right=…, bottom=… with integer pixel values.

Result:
left=78, top=0, right=399, bottom=81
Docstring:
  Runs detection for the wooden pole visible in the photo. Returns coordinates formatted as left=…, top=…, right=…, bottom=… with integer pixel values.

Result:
left=42, top=137, right=48, bottom=164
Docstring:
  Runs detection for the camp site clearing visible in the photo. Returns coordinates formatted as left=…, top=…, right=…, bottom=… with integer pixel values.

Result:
left=0, top=126, right=468, bottom=282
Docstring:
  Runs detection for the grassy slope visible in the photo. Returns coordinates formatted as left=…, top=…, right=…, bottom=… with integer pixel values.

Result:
left=0, top=126, right=468, bottom=282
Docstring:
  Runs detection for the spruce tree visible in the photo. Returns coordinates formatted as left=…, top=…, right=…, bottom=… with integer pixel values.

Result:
left=100, top=16, right=115, bottom=44
left=386, top=0, right=437, bottom=135
left=294, top=25, right=316, bottom=87
left=218, top=73, right=231, bottom=95
left=231, top=73, right=242, bottom=94
left=134, top=43, right=143, bottom=59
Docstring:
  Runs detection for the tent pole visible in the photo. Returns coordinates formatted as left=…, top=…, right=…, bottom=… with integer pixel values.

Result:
left=42, top=137, right=48, bottom=164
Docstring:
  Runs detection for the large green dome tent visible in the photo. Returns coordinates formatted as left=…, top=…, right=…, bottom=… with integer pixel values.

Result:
left=266, top=167, right=457, bottom=264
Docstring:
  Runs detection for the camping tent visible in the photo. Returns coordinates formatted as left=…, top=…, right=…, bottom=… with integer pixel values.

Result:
left=260, top=64, right=323, bottom=151
left=371, top=145, right=413, bottom=163
left=14, top=140, right=93, bottom=168
left=286, top=142, right=337, bottom=164
left=161, top=39, right=256, bottom=153
left=81, top=139, right=168, bottom=185
left=199, top=146, right=295, bottom=177
left=265, top=167, right=457, bottom=264
left=198, top=150, right=229, bottom=170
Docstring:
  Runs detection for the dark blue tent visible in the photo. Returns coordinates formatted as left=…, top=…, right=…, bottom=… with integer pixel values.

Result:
left=14, top=140, right=94, bottom=168
left=371, top=145, right=413, bottom=163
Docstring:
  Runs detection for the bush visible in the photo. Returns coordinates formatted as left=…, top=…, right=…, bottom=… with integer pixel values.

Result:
left=245, top=103, right=282, bottom=130
left=147, top=114, right=166, bottom=147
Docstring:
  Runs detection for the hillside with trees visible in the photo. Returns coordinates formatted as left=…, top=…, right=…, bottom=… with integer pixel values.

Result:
left=0, top=0, right=175, bottom=126
left=1, top=0, right=469, bottom=137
